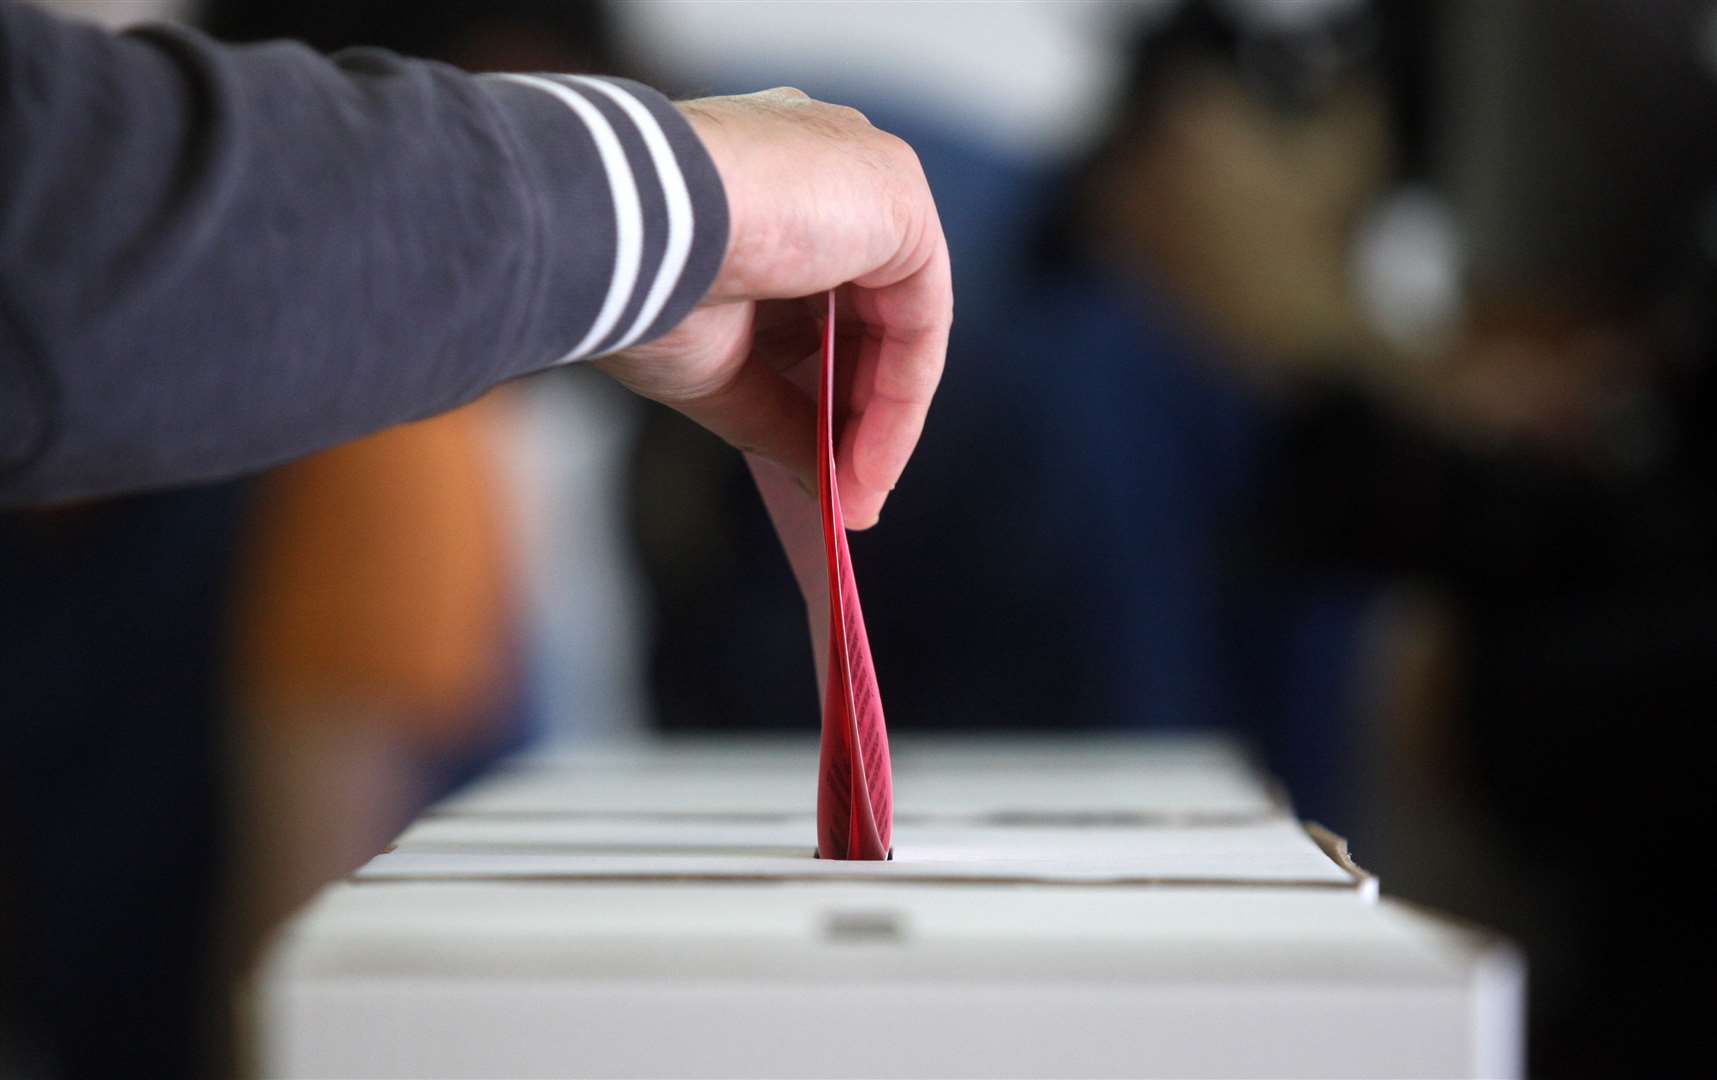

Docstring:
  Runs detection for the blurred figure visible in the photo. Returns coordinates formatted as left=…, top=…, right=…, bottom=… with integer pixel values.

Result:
left=224, top=397, right=527, bottom=933
left=1255, top=2, right=1717, bottom=1074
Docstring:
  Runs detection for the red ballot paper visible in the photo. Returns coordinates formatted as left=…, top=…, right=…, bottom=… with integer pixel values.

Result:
left=746, top=292, right=894, bottom=861
left=812, top=292, right=893, bottom=860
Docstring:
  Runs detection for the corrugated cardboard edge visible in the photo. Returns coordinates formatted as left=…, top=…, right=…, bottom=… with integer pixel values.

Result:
left=1303, top=822, right=1379, bottom=902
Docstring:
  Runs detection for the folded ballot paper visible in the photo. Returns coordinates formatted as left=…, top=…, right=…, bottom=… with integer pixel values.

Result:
left=747, top=292, right=892, bottom=861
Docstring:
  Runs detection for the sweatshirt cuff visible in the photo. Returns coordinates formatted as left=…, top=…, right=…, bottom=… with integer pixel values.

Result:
left=476, top=73, right=729, bottom=366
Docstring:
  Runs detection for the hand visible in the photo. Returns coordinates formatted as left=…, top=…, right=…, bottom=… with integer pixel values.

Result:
left=596, top=89, right=952, bottom=529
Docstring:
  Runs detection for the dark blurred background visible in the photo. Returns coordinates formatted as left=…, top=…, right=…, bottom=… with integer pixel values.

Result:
left=7, top=0, right=1717, bottom=1077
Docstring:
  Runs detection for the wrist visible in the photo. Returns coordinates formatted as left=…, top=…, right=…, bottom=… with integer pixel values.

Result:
left=675, top=100, right=741, bottom=297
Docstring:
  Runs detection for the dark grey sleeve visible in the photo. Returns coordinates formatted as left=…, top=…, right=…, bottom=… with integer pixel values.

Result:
left=0, top=0, right=728, bottom=505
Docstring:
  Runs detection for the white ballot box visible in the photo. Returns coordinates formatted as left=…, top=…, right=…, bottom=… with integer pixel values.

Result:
left=257, top=737, right=1523, bottom=1079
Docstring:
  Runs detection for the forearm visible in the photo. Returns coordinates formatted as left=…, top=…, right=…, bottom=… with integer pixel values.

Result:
left=0, top=1, right=726, bottom=504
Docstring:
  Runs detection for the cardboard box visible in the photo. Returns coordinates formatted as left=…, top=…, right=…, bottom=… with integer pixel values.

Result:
left=257, top=737, right=1522, bottom=1078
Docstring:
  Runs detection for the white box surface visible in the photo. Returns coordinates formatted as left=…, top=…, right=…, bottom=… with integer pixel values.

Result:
left=258, top=737, right=1522, bottom=1079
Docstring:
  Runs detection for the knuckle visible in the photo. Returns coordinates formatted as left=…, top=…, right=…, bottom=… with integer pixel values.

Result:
left=829, top=103, right=871, bottom=127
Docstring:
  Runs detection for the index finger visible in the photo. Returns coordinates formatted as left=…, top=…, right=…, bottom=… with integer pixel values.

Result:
left=838, top=201, right=953, bottom=529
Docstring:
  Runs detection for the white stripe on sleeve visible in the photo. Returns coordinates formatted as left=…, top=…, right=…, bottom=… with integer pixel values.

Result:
left=554, top=76, right=696, bottom=355
left=487, top=73, right=642, bottom=364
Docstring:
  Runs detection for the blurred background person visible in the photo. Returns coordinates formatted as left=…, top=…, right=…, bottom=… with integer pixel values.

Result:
left=1251, top=2, right=1717, bottom=1075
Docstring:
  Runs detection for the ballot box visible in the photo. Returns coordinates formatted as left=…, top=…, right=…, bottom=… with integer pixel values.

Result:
left=256, top=737, right=1523, bottom=1079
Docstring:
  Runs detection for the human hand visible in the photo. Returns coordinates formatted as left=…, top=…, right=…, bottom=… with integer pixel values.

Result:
left=596, top=89, right=952, bottom=529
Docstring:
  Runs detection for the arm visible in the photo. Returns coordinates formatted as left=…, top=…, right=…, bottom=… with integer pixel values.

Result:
left=0, top=1, right=726, bottom=504
left=0, top=5, right=951, bottom=520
